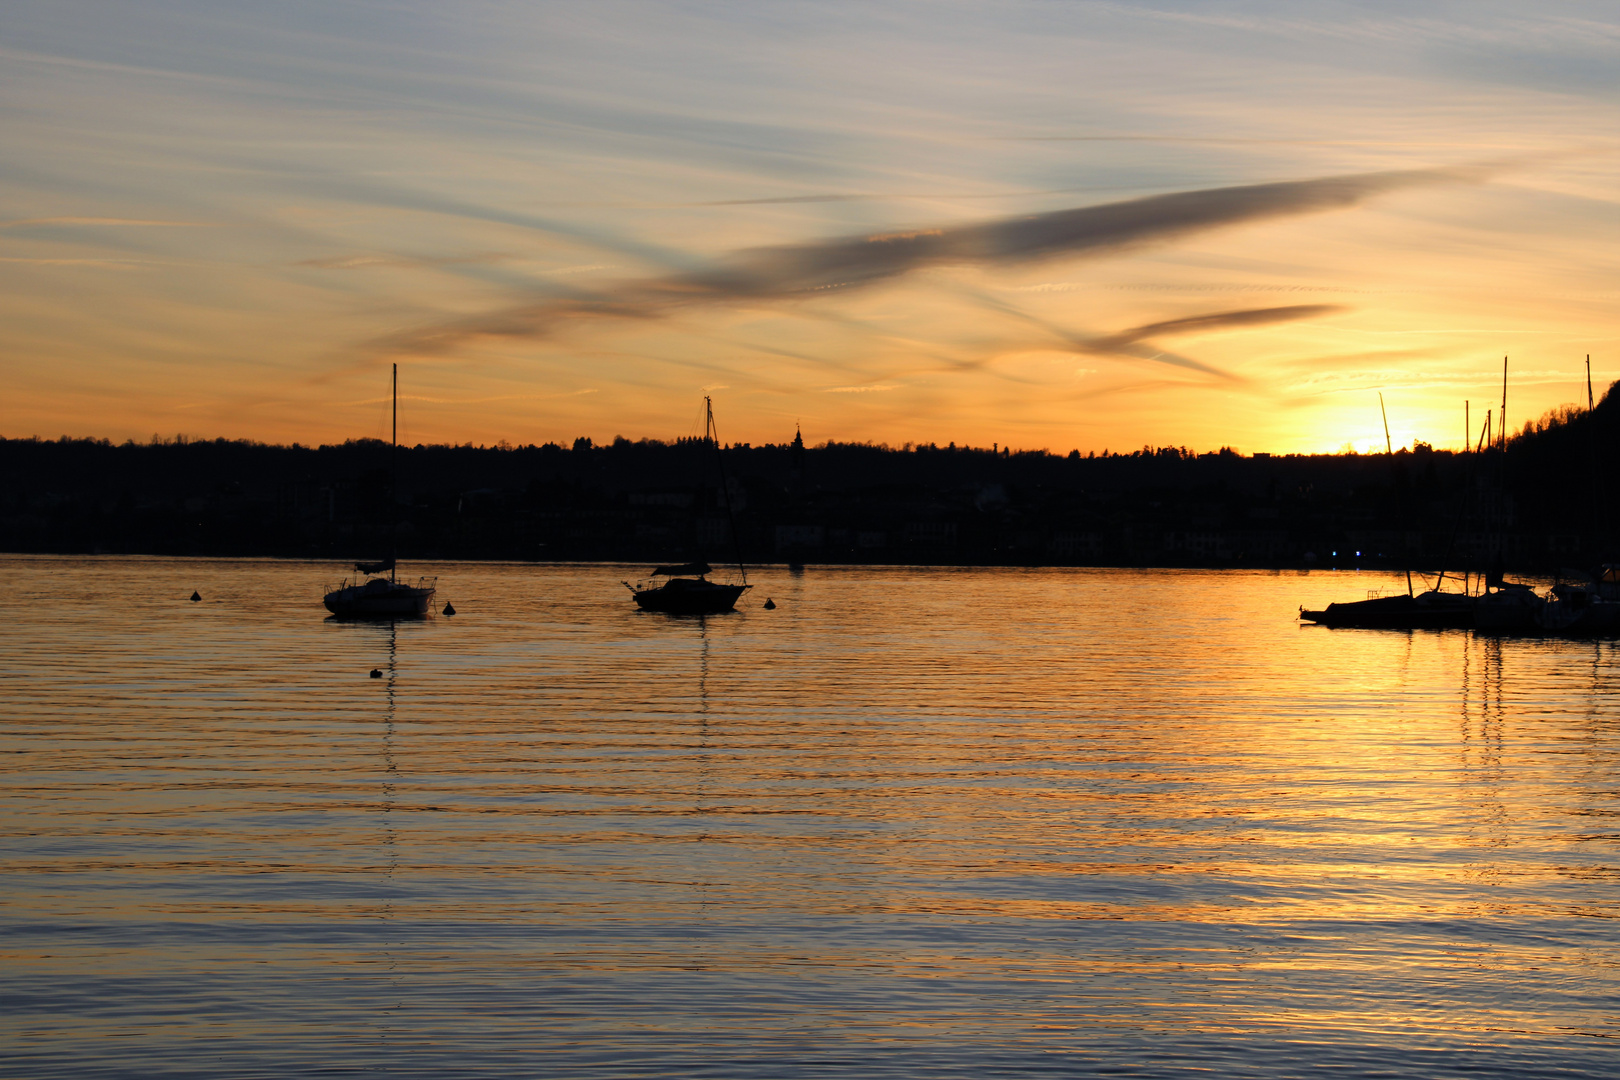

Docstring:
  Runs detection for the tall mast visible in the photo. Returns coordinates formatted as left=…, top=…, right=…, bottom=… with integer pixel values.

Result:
left=706, top=396, right=747, bottom=585
left=1379, top=392, right=1392, bottom=455
left=1436, top=412, right=1495, bottom=596
left=391, top=363, right=398, bottom=584
left=1590, top=355, right=1600, bottom=555
left=1500, top=355, right=1508, bottom=452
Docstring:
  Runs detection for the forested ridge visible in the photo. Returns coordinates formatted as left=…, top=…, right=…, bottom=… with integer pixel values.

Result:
left=5, top=385, right=1617, bottom=571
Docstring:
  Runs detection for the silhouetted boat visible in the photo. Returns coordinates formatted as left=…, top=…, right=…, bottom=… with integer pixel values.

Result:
left=1303, top=369, right=1510, bottom=632
left=1300, top=588, right=1475, bottom=629
left=1485, top=565, right=1620, bottom=635
left=323, top=364, right=437, bottom=619
left=624, top=397, right=751, bottom=615
left=1535, top=568, right=1620, bottom=633
left=1471, top=581, right=1542, bottom=632
left=324, top=558, right=436, bottom=618
left=628, top=561, right=750, bottom=614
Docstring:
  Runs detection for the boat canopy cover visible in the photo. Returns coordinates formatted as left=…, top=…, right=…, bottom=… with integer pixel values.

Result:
left=355, top=558, right=395, bottom=574
left=653, top=561, right=710, bottom=577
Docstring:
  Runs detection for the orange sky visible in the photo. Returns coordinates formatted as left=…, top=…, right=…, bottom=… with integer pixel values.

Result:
left=4, top=2, right=1618, bottom=453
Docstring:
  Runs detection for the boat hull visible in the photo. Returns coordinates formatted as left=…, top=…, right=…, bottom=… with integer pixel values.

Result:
left=324, top=582, right=435, bottom=618
left=1300, top=592, right=1474, bottom=629
left=1473, top=588, right=1543, bottom=632
left=1537, top=597, right=1620, bottom=634
left=632, top=581, right=750, bottom=614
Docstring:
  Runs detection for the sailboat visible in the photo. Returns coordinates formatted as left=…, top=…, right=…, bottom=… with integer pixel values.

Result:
left=1300, top=359, right=1538, bottom=631
left=323, top=363, right=438, bottom=618
left=625, top=397, right=753, bottom=614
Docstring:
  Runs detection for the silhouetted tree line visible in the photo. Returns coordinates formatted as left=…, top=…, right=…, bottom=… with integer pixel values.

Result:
left=4, top=384, right=1617, bottom=571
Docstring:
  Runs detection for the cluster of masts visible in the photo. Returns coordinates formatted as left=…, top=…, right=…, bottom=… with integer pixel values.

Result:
left=1305, top=353, right=1611, bottom=633
left=1378, top=354, right=1597, bottom=457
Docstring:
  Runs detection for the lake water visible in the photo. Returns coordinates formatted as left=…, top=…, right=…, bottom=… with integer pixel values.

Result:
left=3, top=556, right=1618, bottom=1078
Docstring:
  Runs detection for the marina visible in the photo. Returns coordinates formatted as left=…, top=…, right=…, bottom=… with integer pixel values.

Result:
left=7, top=3, right=1620, bottom=1077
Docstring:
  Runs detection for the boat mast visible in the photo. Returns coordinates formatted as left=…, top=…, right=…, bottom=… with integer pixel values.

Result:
left=391, top=362, right=398, bottom=584
left=706, top=395, right=747, bottom=586
left=1500, top=356, right=1508, bottom=453
left=1435, top=411, right=1494, bottom=596
left=1589, top=355, right=1601, bottom=557
left=1379, top=392, right=1392, bottom=455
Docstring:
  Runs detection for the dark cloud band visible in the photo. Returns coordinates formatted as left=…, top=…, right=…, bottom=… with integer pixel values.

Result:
left=381, top=164, right=1490, bottom=356
left=1100, top=304, right=1348, bottom=347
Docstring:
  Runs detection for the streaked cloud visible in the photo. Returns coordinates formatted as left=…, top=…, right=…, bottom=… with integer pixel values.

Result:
left=1099, top=304, right=1347, bottom=347
left=0, top=217, right=211, bottom=228
left=297, top=252, right=513, bottom=270
left=381, top=167, right=1485, bottom=358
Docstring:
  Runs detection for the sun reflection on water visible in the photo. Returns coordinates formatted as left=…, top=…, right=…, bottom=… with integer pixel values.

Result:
left=2, top=558, right=1619, bottom=1075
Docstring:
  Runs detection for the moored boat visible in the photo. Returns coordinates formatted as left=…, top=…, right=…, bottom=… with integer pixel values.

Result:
left=626, top=561, right=750, bottom=614
left=1528, top=566, right=1620, bottom=634
left=324, top=559, right=437, bottom=618
left=1472, top=582, right=1541, bottom=632
left=1300, top=588, right=1474, bottom=629
left=623, top=396, right=752, bottom=616
left=322, top=363, right=439, bottom=620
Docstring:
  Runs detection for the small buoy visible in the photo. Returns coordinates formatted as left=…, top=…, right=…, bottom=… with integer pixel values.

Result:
left=763, top=598, right=776, bottom=610
left=442, top=602, right=456, bottom=616
left=190, top=591, right=201, bottom=602
left=369, top=669, right=382, bottom=679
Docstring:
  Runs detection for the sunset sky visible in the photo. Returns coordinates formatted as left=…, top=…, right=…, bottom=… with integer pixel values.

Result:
left=4, top=1, right=1618, bottom=453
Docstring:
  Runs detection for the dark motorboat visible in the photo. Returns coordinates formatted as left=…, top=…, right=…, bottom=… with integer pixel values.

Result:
left=1300, top=588, right=1475, bottom=629
left=627, top=561, right=750, bottom=614
left=322, top=363, right=439, bottom=619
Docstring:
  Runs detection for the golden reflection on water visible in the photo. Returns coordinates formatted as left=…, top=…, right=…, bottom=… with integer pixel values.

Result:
left=2, top=557, right=1619, bottom=1076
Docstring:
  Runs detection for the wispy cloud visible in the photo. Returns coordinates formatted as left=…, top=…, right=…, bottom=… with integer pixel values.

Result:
left=1097, top=304, right=1347, bottom=348
left=297, top=252, right=513, bottom=270
left=333, top=388, right=600, bottom=406
left=0, top=256, right=153, bottom=267
left=957, top=288, right=1345, bottom=382
left=377, top=165, right=1495, bottom=359
left=0, top=216, right=212, bottom=228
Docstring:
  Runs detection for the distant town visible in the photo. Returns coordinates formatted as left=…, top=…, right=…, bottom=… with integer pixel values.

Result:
left=4, top=387, right=1614, bottom=573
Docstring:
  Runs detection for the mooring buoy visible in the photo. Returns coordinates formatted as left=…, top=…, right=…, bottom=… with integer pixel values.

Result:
left=190, top=591, right=201, bottom=602
left=763, top=598, right=776, bottom=610
left=369, top=669, right=383, bottom=679
left=442, top=602, right=456, bottom=616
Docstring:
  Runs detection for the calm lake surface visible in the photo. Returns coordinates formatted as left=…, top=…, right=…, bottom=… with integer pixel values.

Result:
left=3, top=556, right=1618, bottom=1078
